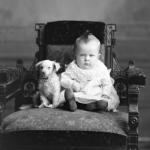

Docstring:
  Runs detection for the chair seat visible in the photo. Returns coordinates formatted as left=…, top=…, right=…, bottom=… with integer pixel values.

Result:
left=0, top=108, right=128, bottom=149
left=1, top=108, right=127, bottom=136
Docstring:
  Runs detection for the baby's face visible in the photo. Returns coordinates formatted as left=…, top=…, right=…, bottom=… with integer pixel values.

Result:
left=75, top=41, right=99, bottom=69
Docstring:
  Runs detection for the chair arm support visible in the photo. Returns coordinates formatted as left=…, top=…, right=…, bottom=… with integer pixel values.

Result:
left=127, top=85, right=140, bottom=150
left=0, top=102, right=5, bottom=126
left=125, top=60, right=146, bottom=133
left=128, top=85, right=139, bottom=128
left=124, top=60, right=146, bottom=150
left=0, top=88, right=21, bottom=126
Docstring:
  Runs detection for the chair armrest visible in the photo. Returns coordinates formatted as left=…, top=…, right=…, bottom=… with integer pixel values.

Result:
left=0, top=79, right=21, bottom=125
left=126, top=60, right=146, bottom=86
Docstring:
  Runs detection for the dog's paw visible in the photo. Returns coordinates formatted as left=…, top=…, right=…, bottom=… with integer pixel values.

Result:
left=112, top=109, right=118, bottom=112
left=46, top=104, right=55, bottom=108
left=38, top=104, right=44, bottom=108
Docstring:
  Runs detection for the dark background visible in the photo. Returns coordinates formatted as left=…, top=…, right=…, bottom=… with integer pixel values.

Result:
left=0, top=0, right=150, bottom=141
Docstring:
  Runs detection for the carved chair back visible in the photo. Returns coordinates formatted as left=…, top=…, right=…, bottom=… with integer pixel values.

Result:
left=35, top=21, right=128, bottom=106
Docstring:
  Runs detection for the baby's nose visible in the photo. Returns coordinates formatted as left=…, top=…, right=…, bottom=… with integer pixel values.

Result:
left=85, top=55, right=90, bottom=60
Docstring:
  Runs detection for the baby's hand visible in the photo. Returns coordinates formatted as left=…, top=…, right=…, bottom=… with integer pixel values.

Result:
left=72, top=81, right=81, bottom=92
left=101, top=94, right=110, bottom=100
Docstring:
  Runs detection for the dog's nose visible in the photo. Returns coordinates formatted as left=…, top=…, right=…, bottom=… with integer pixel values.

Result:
left=41, top=71, right=45, bottom=76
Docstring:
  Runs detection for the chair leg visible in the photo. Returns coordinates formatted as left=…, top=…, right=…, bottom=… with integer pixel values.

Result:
left=128, top=86, right=139, bottom=150
left=127, top=134, right=138, bottom=150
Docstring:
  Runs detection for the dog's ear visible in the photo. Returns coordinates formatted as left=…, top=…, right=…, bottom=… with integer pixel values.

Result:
left=53, top=62, right=60, bottom=72
left=35, top=61, right=44, bottom=69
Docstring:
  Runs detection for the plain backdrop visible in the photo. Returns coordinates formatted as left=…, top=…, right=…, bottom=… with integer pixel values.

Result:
left=0, top=0, right=150, bottom=138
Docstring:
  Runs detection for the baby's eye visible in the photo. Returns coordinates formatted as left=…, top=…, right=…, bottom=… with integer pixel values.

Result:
left=80, top=54, right=86, bottom=57
left=90, top=54, right=94, bottom=57
left=40, top=66, right=43, bottom=69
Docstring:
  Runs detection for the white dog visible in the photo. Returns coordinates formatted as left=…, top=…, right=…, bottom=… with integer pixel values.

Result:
left=34, top=60, right=61, bottom=108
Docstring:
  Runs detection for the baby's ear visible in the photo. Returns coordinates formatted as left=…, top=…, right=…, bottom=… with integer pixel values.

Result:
left=53, top=61, right=60, bottom=72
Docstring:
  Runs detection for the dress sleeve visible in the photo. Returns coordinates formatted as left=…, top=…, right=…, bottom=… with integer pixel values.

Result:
left=60, top=72, right=74, bottom=89
left=100, top=64, right=113, bottom=96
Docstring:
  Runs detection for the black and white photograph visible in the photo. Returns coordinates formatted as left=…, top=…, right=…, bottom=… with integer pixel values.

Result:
left=0, top=0, right=149, bottom=149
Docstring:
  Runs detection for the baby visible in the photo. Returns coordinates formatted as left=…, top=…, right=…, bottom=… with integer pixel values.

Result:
left=60, top=32, right=119, bottom=112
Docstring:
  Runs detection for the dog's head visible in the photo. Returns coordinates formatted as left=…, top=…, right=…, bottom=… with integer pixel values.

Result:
left=35, top=60, right=60, bottom=79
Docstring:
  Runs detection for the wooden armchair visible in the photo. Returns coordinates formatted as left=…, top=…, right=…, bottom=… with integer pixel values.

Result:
left=0, top=21, right=146, bottom=150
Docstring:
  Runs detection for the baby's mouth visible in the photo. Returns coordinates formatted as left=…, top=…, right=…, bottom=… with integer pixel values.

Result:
left=84, top=63, right=90, bottom=66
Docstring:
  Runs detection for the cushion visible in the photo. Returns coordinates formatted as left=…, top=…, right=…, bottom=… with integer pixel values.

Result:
left=1, top=108, right=127, bottom=136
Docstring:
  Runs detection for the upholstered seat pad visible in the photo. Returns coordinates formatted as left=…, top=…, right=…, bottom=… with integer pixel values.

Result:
left=1, top=108, right=127, bottom=136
